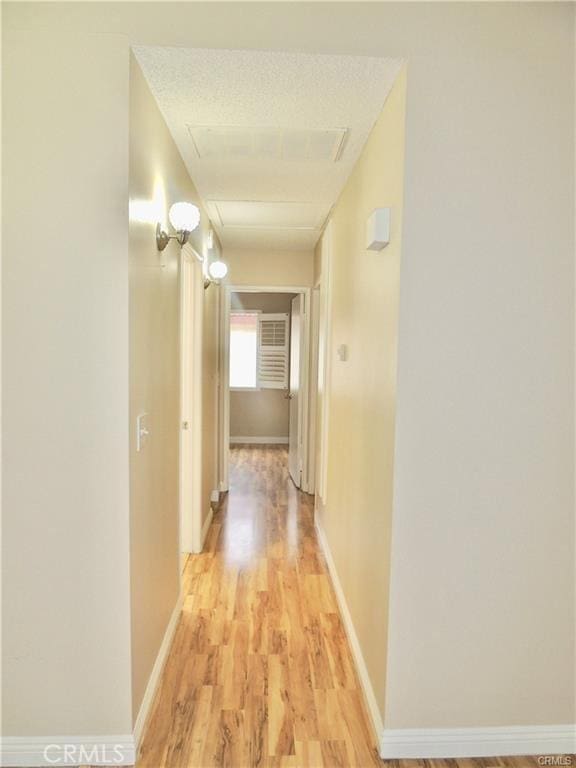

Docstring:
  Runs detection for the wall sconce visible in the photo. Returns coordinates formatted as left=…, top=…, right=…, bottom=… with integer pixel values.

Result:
left=203, top=225, right=228, bottom=289
left=157, top=205, right=229, bottom=287
left=156, top=202, right=201, bottom=251
left=204, top=259, right=228, bottom=290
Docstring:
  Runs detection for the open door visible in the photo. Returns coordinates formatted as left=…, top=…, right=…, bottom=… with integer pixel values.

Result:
left=288, top=294, right=302, bottom=487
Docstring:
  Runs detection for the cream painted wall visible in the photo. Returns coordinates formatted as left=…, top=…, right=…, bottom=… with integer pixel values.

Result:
left=3, top=31, right=221, bottom=737
left=224, top=249, right=314, bottom=288
left=229, top=292, right=295, bottom=439
left=230, top=390, right=289, bottom=439
left=129, top=53, right=181, bottom=725
left=231, top=292, right=295, bottom=314
left=315, top=67, right=407, bottom=720
left=313, top=241, right=322, bottom=287
left=129, top=54, right=220, bottom=720
left=385, top=8, right=575, bottom=730
left=3, top=30, right=132, bottom=735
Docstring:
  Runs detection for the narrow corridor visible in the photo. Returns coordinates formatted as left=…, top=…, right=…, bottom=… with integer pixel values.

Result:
left=137, top=445, right=380, bottom=767
left=136, top=448, right=544, bottom=768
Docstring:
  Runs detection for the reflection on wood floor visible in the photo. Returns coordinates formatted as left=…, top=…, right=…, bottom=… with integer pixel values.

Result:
left=137, top=446, right=560, bottom=768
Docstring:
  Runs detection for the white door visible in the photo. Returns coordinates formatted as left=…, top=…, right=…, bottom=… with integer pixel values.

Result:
left=288, top=295, right=302, bottom=487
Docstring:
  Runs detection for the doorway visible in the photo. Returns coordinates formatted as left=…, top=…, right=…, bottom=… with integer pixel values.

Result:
left=287, top=294, right=302, bottom=486
left=219, top=285, right=313, bottom=494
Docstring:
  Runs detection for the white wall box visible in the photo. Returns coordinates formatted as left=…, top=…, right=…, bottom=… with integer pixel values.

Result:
left=366, top=207, right=391, bottom=250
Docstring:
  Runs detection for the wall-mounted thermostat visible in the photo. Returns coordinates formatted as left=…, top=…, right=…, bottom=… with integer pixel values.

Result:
left=337, top=344, right=348, bottom=362
left=366, top=207, right=391, bottom=251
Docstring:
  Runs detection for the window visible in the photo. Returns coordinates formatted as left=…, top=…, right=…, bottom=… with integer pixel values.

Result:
left=229, top=311, right=259, bottom=389
left=229, top=311, right=290, bottom=390
left=258, top=314, right=289, bottom=389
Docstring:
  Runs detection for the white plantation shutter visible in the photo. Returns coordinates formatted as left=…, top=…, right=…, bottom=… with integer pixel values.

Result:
left=258, top=313, right=289, bottom=389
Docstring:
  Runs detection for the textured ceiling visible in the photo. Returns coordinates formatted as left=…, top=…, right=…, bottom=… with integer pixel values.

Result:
left=133, top=46, right=403, bottom=252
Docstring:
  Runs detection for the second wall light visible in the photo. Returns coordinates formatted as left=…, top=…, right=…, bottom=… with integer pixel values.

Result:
left=156, top=201, right=229, bottom=286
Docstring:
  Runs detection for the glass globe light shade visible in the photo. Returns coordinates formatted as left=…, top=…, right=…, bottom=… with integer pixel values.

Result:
left=168, top=202, right=200, bottom=232
left=208, top=260, right=228, bottom=280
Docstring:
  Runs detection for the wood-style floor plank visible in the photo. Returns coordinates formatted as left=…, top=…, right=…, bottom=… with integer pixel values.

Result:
left=136, top=446, right=570, bottom=768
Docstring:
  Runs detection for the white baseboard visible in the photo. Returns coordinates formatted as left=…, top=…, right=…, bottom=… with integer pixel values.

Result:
left=1, top=596, right=185, bottom=767
left=201, top=507, right=213, bottom=548
left=133, top=593, right=183, bottom=751
left=230, top=436, right=288, bottom=444
left=210, top=489, right=220, bottom=504
left=314, top=518, right=384, bottom=747
left=316, top=517, right=576, bottom=761
left=0, top=735, right=136, bottom=766
left=380, top=725, right=576, bottom=760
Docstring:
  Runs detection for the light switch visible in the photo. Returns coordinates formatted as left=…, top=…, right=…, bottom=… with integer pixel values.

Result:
left=136, top=413, right=150, bottom=452
left=337, top=344, right=348, bottom=362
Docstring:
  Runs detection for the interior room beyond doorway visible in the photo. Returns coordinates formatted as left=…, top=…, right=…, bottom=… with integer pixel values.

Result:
left=229, top=291, right=296, bottom=447
left=221, top=285, right=313, bottom=495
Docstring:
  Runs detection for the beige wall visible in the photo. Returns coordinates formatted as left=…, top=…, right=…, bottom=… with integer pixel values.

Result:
left=3, top=29, right=133, bottom=735
left=224, top=248, right=314, bottom=288
left=229, top=292, right=295, bottom=440
left=315, top=67, right=407, bottom=721
left=2, top=29, right=222, bottom=738
left=129, top=54, right=220, bottom=720
left=230, top=390, right=289, bottom=440
left=231, top=292, right=295, bottom=314
left=128, top=53, right=181, bottom=725
left=313, top=241, right=322, bottom=287
left=385, top=6, right=575, bottom=730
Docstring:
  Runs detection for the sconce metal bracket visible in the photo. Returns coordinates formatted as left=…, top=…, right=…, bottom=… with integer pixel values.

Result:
left=156, top=223, right=170, bottom=251
left=156, top=223, right=190, bottom=251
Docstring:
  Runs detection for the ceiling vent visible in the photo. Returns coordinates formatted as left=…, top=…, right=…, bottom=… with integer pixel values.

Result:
left=188, top=125, right=347, bottom=162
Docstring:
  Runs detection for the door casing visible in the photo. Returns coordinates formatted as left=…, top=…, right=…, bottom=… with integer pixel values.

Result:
left=218, top=284, right=312, bottom=493
left=307, top=281, right=321, bottom=496
left=179, top=245, right=204, bottom=558
left=288, top=294, right=303, bottom=487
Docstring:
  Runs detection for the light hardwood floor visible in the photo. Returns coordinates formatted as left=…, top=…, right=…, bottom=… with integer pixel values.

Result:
left=136, top=446, right=559, bottom=768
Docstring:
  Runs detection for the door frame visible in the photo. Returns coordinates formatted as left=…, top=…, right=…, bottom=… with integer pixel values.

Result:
left=218, top=284, right=312, bottom=493
left=288, top=293, right=303, bottom=489
left=317, top=221, right=333, bottom=505
left=307, top=280, right=321, bottom=496
left=179, top=244, right=204, bottom=557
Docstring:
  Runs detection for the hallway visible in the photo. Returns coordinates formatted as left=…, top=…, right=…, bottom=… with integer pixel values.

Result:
left=137, top=445, right=380, bottom=767
left=136, top=447, right=544, bottom=768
